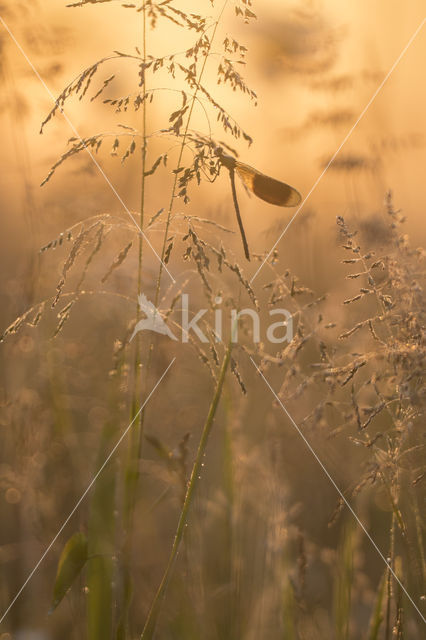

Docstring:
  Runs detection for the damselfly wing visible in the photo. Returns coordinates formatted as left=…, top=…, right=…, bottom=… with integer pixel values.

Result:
left=216, top=149, right=302, bottom=260
left=233, top=161, right=302, bottom=207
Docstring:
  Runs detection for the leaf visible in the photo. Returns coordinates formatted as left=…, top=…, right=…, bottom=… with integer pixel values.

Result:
left=367, top=570, right=386, bottom=639
left=49, top=532, right=88, bottom=614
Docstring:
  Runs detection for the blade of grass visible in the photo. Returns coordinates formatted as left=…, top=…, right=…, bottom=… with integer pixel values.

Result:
left=87, top=417, right=117, bottom=640
left=385, top=514, right=396, bottom=640
left=121, top=7, right=231, bottom=634
left=123, top=0, right=230, bottom=536
left=368, top=569, right=386, bottom=640
left=282, top=579, right=297, bottom=640
left=333, top=521, right=354, bottom=640
left=118, top=6, right=149, bottom=636
left=140, top=340, right=233, bottom=639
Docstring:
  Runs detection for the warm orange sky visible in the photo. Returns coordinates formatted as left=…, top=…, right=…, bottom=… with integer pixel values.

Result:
left=1, top=0, right=425, bottom=275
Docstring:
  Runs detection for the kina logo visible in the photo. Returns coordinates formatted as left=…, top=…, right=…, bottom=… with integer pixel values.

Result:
left=129, top=294, right=177, bottom=342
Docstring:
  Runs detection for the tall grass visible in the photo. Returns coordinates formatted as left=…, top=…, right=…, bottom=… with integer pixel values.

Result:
left=0, top=2, right=424, bottom=639
left=17, top=1, right=258, bottom=637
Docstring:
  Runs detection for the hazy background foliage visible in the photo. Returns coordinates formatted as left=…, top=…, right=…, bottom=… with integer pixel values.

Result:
left=0, top=1, right=425, bottom=639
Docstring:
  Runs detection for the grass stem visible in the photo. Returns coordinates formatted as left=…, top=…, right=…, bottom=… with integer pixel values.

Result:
left=141, top=340, right=233, bottom=639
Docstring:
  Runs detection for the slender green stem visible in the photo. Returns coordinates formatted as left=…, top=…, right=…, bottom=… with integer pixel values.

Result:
left=134, top=2, right=230, bottom=471
left=154, top=0, right=229, bottom=301
left=118, top=8, right=148, bottom=638
left=123, top=0, right=229, bottom=550
left=130, top=3, right=230, bottom=478
left=125, top=0, right=148, bottom=532
left=368, top=569, right=386, bottom=640
left=410, top=480, right=426, bottom=586
left=140, top=341, right=233, bottom=639
left=137, top=2, right=147, bottom=292
left=385, top=514, right=396, bottom=640
left=121, top=6, right=230, bottom=635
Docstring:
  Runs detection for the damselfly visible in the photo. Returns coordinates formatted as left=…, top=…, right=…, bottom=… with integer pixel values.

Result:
left=216, top=148, right=302, bottom=261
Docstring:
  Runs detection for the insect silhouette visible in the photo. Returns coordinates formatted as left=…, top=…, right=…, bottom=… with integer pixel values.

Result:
left=215, top=148, right=302, bottom=261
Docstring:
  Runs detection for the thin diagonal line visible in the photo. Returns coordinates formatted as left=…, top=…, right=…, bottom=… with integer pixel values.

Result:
left=250, top=357, right=426, bottom=625
left=250, top=16, right=426, bottom=285
left=0, top=15, right=176, bottom=284
left=0, top=358, right=176, bottom=626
